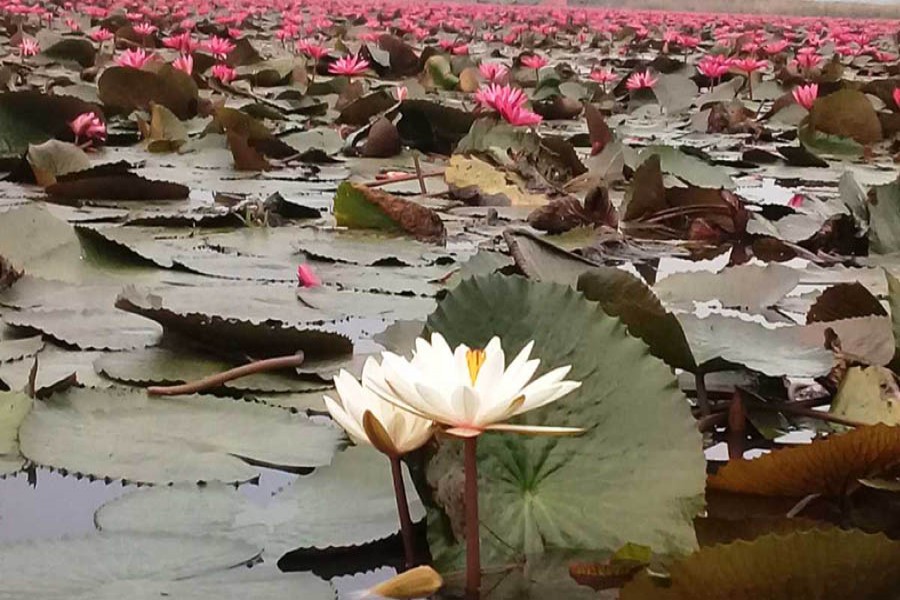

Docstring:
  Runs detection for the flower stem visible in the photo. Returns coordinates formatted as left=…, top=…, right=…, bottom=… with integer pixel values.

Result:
left=464, top=436, right=481, bottom=597
left=389, top=455, right=416, bottom=568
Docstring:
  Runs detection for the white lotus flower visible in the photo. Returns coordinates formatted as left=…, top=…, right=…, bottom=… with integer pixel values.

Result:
left=366, top=333, right=583, bottom=438
left=324, top=358, right=435, bottom=457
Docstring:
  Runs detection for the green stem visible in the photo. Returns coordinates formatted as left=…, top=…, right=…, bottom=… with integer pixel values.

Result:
left=465, top=436, right=481, bottom=598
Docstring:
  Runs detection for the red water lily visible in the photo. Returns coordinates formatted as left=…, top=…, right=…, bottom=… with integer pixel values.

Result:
left=792, top=83, right=818, bottom=110
left=625, top=70, right=657, bottom=91
left=163, top=32, right=198, bottom=54
left=115, top=48, right=151, bottom=69
left=329, top=54, right=369, bottom=77
left=69, top=112, right=106, bottom=148
left=173, top=54, right=193, bottom=75
left=211, top=63, right=236, bottom=84
left=297, top=264, right=321, bottom=288
left=474, top=83, right=542, bottom=127
left=203, top=36, right=235, bottom=60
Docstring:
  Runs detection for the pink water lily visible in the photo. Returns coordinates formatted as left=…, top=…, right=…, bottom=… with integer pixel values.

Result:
left=792, top=83, right=818, bottom=110
left=297, top=264, right=320, bottom=288
left=69, top=112, right=106, bottom=148
left=893, top=88, right=900, bottom=110
left=211, top=63, right=237, bottom=84
left=134, top=22, right=157, bottom=37
left=697, top=54, right=732, bottom=83
left=296, top=39, right=328, bottom=61
left=520, top=54, right=548, bottom=71
left=115, top=48, right=151, bottom=69
left=18, top=38, right=39, bottom=58
left=89, top=28, right=114, bottom=44
left=394, top=85, right=408, bottom=101
left=329, top=54, right=369, bottom=77
left=479, top=62, right=508, bottom=83
left=172, top=54, right=194, bottom=75
left=163, top=32, right=198, bottom=55
left=474, top=83, right=542, bottom=127
left=625, top=70, right=657, bottom=91
left=203, top=36, right=235, bottom=60
left=589, top=68, right=617, bottom=85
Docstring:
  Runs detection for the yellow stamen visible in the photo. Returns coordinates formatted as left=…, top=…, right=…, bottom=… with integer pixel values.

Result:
left=466, top=348, right=486, bottom=385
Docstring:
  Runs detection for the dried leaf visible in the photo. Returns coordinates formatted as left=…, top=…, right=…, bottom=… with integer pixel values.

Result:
left=334, top=182, right=446, bottom=243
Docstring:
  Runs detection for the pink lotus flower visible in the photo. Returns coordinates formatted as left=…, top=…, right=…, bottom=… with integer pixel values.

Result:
left=173, top=54, right=193, bottom=75
left=795, top=50, right=821, bottom=71
left=697, top=54, right=732, bottom=81
left=731, top=57, right=768, bottom=74
left=451, top=44, right=469, bottom=56
left=625, top=71, right=657, bottom=91
left=115, top=48, right=151, bottom=69
left=764, top=39, right=790, bottom=55
left=394, top=85, right=408, bottom=101
left=589, top=68, right=617, bottom=85
left=297, top=264, right=320, bottom=288
left=474, top=83, right=542, bottom=127
left=211, top=63, right=236, bottom=84
left=792, top=83, right=818, bottom=110
left=788, top=194, right=805, bottom=209
left=203, top=36, right=235, bottom=60
left=134, top=22, right=157, bottom=37
left=296, top=39, right=328, bottom=60
left=18, top=38, right=39, bottom=58
left=893, top=88, right=900, bottom=110
left=90, top=28, right=114, bottom=43
left=329, top=54, right=369, bottom=77
left=65, top=18, right=80, bottom=31
left=69, top=111, right=106, bottom=147
left=520, top=54, right=548, bottom=71
left=163, top=32, right=198, bottom=55
left=479, top=62, right=508, bottom=83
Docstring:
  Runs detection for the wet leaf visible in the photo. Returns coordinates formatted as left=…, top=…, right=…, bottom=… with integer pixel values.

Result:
left=360, top=117, right=401, bottom=158
left=0, top=91, right=100, bottom=158
left=621, top=528, right=900, bottom=600
left=426, top=274, right=705, bottom=563
left=807, top=282, right=886, bottom=323
left=0, top=533, right=333, bottom=600
left=0, top=336, right=43, bottom=363
left=333, top=181, right=446, bottom=243
left=94, top=347, right=328, bottom=394
left=445, top=155, right=548, bottom=207
left=98, top=65, right=199, bottom=120
left=637, top=146, right=735, bottom=190
left=578, top=268, right=696, bottom=370
left=4, top=308, right=161, bottom=351
left=708, top=424, right=900, bottom=496
left=26, top=140, right=90, bottom=187
left=46, top=165, right=190, bottom=201
left=0, top=391, right=31, bottom=475
left=20, top=386, right=341, bottom=483
left=503, top=228, right=600, bottom=286
left=144, top=103, right=188, bottom=153
left=114, top=286, right=353, bottom=361
left=808, top=88, right=882, bottom=144
left=654, top=264, right=800, bottom=313
left=653, top=74, right=698, bottom=114
left=831, top=366, right=900, bottom=426
left=97, top=446, right=424, bottom=556
left=869, top=176, right=900, bottom=255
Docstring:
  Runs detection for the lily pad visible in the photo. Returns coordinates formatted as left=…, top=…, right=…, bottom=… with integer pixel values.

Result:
left=19, top=386, right=342, bottom=483
left=97, top=446, right=425, bottom=557
left=621, top=528, right=900, bottom=600
left=708, top=424, right=900, bottom=497
left=426, top=274, right=705, bottom=563
left=4, top=308, right=162, bottom=351
left=0, top=391, right=31, bottom=475
left=0, top=532, right=332, bottom=600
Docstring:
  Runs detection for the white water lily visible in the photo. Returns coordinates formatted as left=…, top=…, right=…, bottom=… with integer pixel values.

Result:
left=324, top=358, right=435, bottom=457
left=366, top=333, right=582, bottom=438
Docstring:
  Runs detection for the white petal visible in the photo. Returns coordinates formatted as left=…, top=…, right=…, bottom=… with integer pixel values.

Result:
left=516, top=380, right=582, bottom=415
left=324, top=395, right=369, bottom=445
left=485, top=423, right=585, bottom=436
left=474, top=337, right=505, bottom=395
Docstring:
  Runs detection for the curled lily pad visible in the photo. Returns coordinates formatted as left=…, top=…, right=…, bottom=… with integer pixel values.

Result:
left=708, top=424, right=900, bottom=497
left=621, top=528, right=900, bottom=600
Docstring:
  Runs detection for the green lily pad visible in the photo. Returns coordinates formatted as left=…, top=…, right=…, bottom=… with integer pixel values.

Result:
left=0, top=391, right=31, bottom=475
left=19, top=387, right=342, bottom=483
left=97, top=446, right=425, bottom=556
left=426, top=274, right=705, bottom=564
left=0, top=532, right=332, bottom=600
